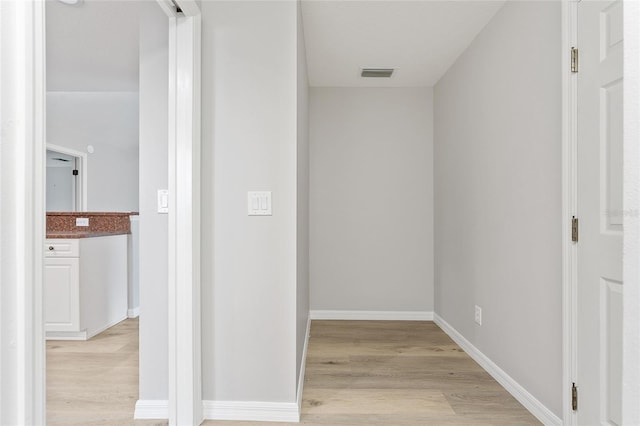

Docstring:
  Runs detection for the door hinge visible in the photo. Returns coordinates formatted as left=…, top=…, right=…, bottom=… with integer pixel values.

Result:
left=72, top=169, right=79, bottom=176
left=572, top=216, right=579, bottom=242
left=571, top=47, right=579, bottom=73
left=572, top=382, right=578, bottom=411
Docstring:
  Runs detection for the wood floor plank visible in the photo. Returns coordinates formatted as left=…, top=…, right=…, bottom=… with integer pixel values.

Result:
left=47, top=318, right=541, bottom=425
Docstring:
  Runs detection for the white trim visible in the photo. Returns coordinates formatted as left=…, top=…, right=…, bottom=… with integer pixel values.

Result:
left=167, top=6, right=202, bottom=426
left=46, top=314, right=128, bottom=340
left=309, top=310, right=433, bottom=321
left=433, top=314, right=562, bottom=426
left=622, top=1, right=640, bottom=424
left=203, top=401, right=300, bottom=423
left=85, top=315, right=128, bottom=339
left=46, top=143, right=88, bottom=212
left=134, top=400, right=169, bottom=420
left=561, top=1, right=578, bottom=425
left=155, top=0, right=177, bottom=18
left=0, top=0, right=46, bottom=423
left=297, top=316, right=311, bottom=412
left=175, top=0, right=200, bottom=18
left=128, top=307, right=140, bottom=319
left=45, top=331, right=87, bottom=341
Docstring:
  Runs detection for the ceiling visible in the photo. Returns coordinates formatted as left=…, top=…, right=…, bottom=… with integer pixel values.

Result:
left=46, top=0, right=147, bottom=92
left=46, top=0, right=505, bottom=91
left=301, top=1, right=505, bottom=87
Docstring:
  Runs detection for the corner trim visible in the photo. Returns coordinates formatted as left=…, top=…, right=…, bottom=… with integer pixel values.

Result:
left=433, top=314, right=562, bottom=426
left=309, top=310, right=433, bottom=321
left=297, top=315, right=311, bottom=412
left=203, top=400, right=300, bottom=423
left=134, top=400, right=169, bottom=420
left=127, top=307, right=140, bottom=318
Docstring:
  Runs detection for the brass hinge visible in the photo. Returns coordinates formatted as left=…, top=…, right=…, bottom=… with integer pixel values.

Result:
left=571, top=47, right=579, bottom=73
left=572, top=216, right=579, bottom=242
left=572, top=382, right=578, bottom=411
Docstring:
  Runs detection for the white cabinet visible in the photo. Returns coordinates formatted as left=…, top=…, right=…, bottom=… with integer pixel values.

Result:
left=44, top=235, right=128, bottom=340
left=44, top=254, right=80, bottom=332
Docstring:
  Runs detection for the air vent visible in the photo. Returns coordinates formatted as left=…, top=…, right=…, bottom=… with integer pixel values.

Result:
left=361, top=68, right=395, bottom=78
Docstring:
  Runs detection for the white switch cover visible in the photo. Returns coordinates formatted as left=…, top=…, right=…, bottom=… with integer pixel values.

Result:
left=474, top=305, right=482, bottom=326
left=76, top=217, right=89, bottom=227
left=248, top=191, right=272, bottom=216
left=157, top=189, right=169, bottom=214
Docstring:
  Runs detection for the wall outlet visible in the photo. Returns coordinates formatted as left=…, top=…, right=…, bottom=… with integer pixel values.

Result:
left=475, top=305, right=482, bottom=326
left=75, top=217, right=89, bottom=227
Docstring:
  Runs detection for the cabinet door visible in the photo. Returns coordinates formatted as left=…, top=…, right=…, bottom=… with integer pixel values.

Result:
left=44, top=257, right=80, bottom=332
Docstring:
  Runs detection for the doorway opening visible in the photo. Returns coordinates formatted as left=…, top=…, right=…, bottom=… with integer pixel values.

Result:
left=46, top=145, right=87, bottom=212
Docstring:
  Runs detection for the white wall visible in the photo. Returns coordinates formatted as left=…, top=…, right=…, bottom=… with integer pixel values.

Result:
left=138, top=3, right=168, bottom=401
left=309, top=87, right=434, bottom=313
left=296, top=0, right=310, bottom=391
left=434, top=1, right=562, bottom=416
left=201, top=0, right=301, bottom=403
left=46, top=92, right=139, bottom=212
left=128, top=216, right=139, bottom=313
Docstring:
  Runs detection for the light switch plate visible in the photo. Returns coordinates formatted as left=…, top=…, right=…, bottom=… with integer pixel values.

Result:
left=248, top=191, right=272, bottom=216
left=76, top=217, right=89, bottom=227
left=157, top=189, right=169, bottom=214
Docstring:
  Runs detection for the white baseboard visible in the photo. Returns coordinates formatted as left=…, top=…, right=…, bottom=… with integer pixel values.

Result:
left=45, top=330, right=88, bottom=340
left=201, top=317, right=310, bottom=423
left=203, top=400, right=299, bottom=423
left=128, top=307, right=140, bottom=318
left=433, top=314, right=562, bottom=426
left=309, top=310, right=433, bottom=321
left=86, top=314, right=128, bottom=339
left=46, top=315, right=127, bottom=341
left=134, top=400, right=168, bottom=419
left=297, top=315, right=311, bottom=412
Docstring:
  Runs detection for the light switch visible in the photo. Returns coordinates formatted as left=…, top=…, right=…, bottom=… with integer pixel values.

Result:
left=157, top=189, right=169, bottom=214
left=248, top=191, right=272, bottom=216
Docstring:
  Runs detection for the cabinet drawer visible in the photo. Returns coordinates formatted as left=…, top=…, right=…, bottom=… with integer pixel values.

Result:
left=45, top=239, right=79, bottom=257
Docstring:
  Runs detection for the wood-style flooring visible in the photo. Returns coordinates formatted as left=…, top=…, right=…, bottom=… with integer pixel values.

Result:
left=47, top=319, right=540, bottom=425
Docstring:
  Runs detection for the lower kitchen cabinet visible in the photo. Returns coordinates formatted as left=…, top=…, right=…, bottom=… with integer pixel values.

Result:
left=44, top=235, right=128, bottom=340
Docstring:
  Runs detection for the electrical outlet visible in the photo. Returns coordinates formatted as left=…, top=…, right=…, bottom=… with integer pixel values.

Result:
left=475, top=305, right=482, bottom=326
left=75, top=217, right=89, bottom=227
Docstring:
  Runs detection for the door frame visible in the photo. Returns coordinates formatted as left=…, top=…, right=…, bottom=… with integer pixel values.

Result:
left=0, top=0, right=201, bottom=424
left=158, top=0, right=203, bottom=424
left=561, top=1, right=640, bottom=425
left=561, top=2, right=578, bottom=424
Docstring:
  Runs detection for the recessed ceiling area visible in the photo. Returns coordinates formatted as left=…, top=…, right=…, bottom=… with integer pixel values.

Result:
left=301, top=0, right=505, bottom=87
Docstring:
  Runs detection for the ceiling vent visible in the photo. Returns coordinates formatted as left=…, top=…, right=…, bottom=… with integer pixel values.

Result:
left=361, top=68, right=395, bottom=78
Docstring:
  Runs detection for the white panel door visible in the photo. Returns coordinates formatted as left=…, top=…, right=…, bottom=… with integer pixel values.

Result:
left=577, top=1, right=623, bottom=424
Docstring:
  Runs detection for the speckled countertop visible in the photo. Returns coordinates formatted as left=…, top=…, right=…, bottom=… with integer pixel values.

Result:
left=46, top=212, right=138, bottom=239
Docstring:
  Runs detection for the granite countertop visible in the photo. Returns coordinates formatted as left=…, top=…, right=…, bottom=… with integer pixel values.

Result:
left=46, top=212, right=135, bottom=239
left=46, top=231, right=129, bottom=239
left=47, top=212, right=139, bottom=216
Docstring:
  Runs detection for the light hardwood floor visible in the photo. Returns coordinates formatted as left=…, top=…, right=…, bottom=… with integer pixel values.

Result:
left=47, top=319, right=540, bottom=425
